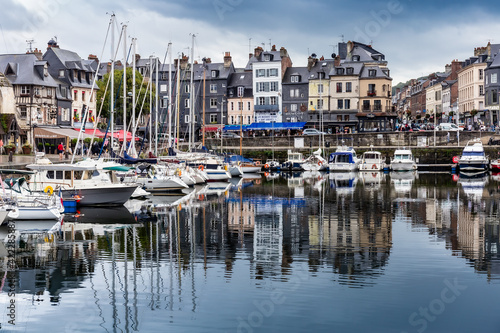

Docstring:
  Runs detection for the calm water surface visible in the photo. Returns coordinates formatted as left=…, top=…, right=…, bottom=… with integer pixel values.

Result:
left=1, top=171, right=500, bottom=332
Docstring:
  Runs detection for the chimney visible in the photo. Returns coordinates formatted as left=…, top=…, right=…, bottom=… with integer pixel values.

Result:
left=27, top=48, right=43, bottom=60
left=271, top=44, right=276, bottom=52
left=338, top=42, right=347, bottom=60
left=347, top=41, right=354, bottom=58
left=320, top=55, right=324, bottom=61
left=254, top=46, right=263, bottom=58
left=224, top=52, right=232, bottom=68
left=205, top=58, right=212, bottom=64
left=249, top=53, right=253, bottom=59
left=307, top=56, right=318, bottom=71
left=445, top=64, right=451, bottom=74
left=279, top=47, right=288, bottom=58
left=47, top=38, right=59, bottom=50
left=334, top=55, right=341, bottom=67
left=180, top=53, right=189, bottom=69
left=88, top=54, right=99, bottom=63
left=448, top=59, right=462, bottom=81
left=135, top=54, right=141, bottom=63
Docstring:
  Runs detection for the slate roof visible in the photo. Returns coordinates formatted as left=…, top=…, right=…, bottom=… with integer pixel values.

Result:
left=0, top=53, right=58, bottom=87
left=245, top=50, right=282, bottom=71
left=282, top=67, right=309, bottom=84
left=192, top=62, right=234, bottom=81
left=359, top=65, right=391, bottom=79
left=307, top=59, right=336, bottom=80
left=329, top=62, right=364, bottom=77
left=227, top=71, right=253, bottom=88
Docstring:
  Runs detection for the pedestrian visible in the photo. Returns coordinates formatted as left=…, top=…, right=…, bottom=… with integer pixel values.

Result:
left=57, top=141, right=64, bottom=160
left=447, top=132, right=450, bottom=143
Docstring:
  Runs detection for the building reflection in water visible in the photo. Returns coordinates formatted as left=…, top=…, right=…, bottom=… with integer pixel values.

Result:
left=2, top=172, right=500, bottom=330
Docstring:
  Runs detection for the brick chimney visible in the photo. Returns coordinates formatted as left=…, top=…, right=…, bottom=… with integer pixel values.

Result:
left=447, top=59, right=462, bottom=81
left=334, top=55, right=341, bottom=67
left=27, top=48, right=43, bottom=60
left=135, top=54, right=141, bottom=63
left=88, top=54, right=99, bottom=63
left=254, top=46, right=263, bottom=58
left=279, top=47, right=288, bottom=58
left=224, top=52, right=232, bottom=68
left=307, top=56, right=318, bottom=71
left=271, top=44, right=276, bottom=52
left=249, top=53, right=253, bottom=59
left=47, top=38, right=59, bottom=50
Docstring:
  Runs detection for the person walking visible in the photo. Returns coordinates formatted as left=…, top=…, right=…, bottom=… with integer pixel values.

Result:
left=57, top=142, right=64, bottom=160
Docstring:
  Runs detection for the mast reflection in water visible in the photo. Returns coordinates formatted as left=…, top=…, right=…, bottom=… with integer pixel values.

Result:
left=1, top=172, right=500, bottom=332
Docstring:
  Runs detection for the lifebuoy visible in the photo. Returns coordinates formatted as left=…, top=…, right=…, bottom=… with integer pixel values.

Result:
left=318, top=161, right=323, bottom=166
left=198, top=165, right=204, bottom=171
left=264, top=172, right=270, bottom=177
left=44, top=185, right=54, bottom=196
left=452, top=156, right=459, bottom=164
left=372, top=164, right=377, bottom=169
left=264, top=164, right=270, bottom=169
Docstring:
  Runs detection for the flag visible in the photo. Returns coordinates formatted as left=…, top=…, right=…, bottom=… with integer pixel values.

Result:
left=58, top=187, right=64, bottom=207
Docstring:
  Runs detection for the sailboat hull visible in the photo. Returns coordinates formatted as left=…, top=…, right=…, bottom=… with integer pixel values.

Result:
left=62, top=186, right=137, bottom=206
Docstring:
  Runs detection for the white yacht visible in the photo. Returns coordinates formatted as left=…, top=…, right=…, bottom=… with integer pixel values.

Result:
left=458, top=139, right=489, bottom=173
left=302, top=148, right=328, bottom=171
left=282, top=150, right=305, bottom=171
left=328, top=146, right=359, bottom=171
left=359, top=150, right=385, bottom=171
left=390, top=149, right=417, bottom=171
left=26, top=161, right=137, bottom=206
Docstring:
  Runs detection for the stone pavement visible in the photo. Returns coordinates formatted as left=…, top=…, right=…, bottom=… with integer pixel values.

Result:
left=0, top=154, right=71, bottom=169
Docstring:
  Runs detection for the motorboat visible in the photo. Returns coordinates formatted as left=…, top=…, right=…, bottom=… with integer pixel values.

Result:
left=26, top=161, right=138, bottom=206
left=359, top=150, right=385, bottom=171
left=328, top=146, right=359, bottom=171
left=390, top=170, right=416, bottom=193
left=123, top=164, right=189, bottom=193
left=328, top=171, right=358, bottom=195
left=390, top=149, right=417, bottom=171
left=282, top=150, right=305, bottom=171
left=458, top=139, right=489, bottom=172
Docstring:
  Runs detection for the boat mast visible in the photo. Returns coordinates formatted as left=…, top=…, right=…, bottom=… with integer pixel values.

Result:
left=175, top=53, right=181, bottom=150
left=110, top=14, right=115, bottom=152
left=202, top=57, right=206, bottom=147
left=149, top=55, right=153, bottom=153
left=189, top=34, right=196, bottom=151
left=168, top=42, right=172, bottom=149
left=130, top=37, right=137, bottom=157
left=122, top=24, right=127, bottom=154
left=155, top=56, right=159, bottom=156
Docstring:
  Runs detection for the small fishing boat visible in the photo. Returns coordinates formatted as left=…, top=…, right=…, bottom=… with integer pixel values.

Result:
left=359, top=150, right=385, bottom=171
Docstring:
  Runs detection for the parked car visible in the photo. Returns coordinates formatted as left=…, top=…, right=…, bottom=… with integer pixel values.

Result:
left=222, top=132, right=241, bottom=138
left=436, top=123, right=463, bottom=131
left=302, top=128, right=326, bottom=136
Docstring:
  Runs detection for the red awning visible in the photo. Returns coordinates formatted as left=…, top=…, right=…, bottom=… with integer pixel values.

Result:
left=74, top=128, right=106, bottom=138
left=203, top=126, right=220, bottom=132
left=111, top=130, right=140, bottom=141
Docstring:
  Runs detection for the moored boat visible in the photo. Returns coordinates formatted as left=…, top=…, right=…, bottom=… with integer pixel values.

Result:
left=390, top=148, right=417, bottom=171
left=458, top=139, right=489, bottom=173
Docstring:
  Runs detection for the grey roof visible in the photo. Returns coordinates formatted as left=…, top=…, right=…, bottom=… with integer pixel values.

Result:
left=282, top=66, right=309, bottom=84
left=0, top=53, right=58, bottom=87
left=349, top=42, right=386, bottom=62
left=329, top=61, right=364, bottom=77
left=307, top=59, right=336, bottom=80
left=359, top=65, right=391, bottom=79
left=441, top=80, right=457, bottom=89
left=193, top=62, right=234, bottom=81
left=245, top=50, right=283, bottom=71
left=43, top=47, right=95, bottom=89
left=488, top=52, right=500, bottom=69
left=227, top=71, right=253, bottom=88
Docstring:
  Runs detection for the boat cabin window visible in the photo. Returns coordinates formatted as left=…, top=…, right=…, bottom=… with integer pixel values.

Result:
left=364, top=153, right=378, bottom=159
left=395, top=154, right=411, bottom=160
left=65, top=171, right=72, bottom=179
left=335, top=154, right=351, bottom=163
left=463, top=151, right=485, bottom=157
left=47, top=170, right=64, bottom=179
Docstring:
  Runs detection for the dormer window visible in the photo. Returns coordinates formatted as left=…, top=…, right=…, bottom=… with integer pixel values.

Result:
left=59, top=69, right=65, bottom=77
left=264, top=54, right=271, bottom=61
left=346, top=67, right=354, bottom=75
left=368, top=69, right=377, bottom=77
left=291, top=75, right=300, bottom=83
left=237, top=86, right=244, bottom=97
left=318, top=72, right=325, bottom=79
left=211, top=70, right=218, bottom=78
left=336, top=68, right=344, bottom=75
left=353, top=55, right=360, bottom=61
left=43, top=65, right=48, bottom=77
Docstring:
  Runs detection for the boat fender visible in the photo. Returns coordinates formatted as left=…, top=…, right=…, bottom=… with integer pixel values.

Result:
left=224, top=165, right=228, bottom=171
left=44, top=185, right=54, bottom=196
left=176, top=168, right=182, bottom=177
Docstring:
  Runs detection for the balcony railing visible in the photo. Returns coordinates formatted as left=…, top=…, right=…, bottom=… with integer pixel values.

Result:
left=361, top=106, right=394, bottom=112
left=254, top=105, right=279, bottom=111
left=367, top=90, right=377, bottom=97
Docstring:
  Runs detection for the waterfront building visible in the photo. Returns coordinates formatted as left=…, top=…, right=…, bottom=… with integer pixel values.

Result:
left=43, top=39, right=98, bottom=127
left=0, top=50, right=59, bottom=144
left=425, top=74, right=447, bottom=123
left=410, top=79, right=430, bottom=121
left=484, top=50, right=500, bottom=127
left=282, top=66, right=309, bottom=123
left=0, top=72, right=20, bottom=144
left=441, top=80, right=458, bottom=122
left=227, top=70, right=254, bottom=129
left=457, top=43, right=500, bottom=127
left=307, top=56, right=335, bottom=131
left=246, top=45, right=292, bottom=123
left=328, top=55, right=361, bottom=132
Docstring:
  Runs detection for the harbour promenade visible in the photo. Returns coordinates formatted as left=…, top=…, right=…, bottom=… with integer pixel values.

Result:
left=0, top=154, right=71, bottom=169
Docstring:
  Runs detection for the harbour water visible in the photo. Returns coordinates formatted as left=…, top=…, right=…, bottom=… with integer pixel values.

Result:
left=1, top=171, right=500, bottom=332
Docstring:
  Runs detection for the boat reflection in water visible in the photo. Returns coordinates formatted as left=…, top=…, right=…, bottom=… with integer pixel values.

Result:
left=458, top=172, right=488, bottom=202
left=2, top=172, right=500, bottom=332
left=390, top=170, right=417, bottom=193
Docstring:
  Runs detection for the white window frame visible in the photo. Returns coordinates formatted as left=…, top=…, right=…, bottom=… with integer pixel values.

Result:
left=210, top=84, right=217, bottom=93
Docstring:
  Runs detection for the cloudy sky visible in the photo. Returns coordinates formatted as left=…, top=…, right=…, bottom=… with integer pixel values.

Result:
left=1, top=0, right=500, bottom=84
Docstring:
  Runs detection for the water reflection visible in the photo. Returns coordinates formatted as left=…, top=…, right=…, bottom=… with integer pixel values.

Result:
left=1, top=171, right=500, bottom=331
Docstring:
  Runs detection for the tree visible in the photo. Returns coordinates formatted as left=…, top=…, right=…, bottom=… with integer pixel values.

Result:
left=96, top=68, right=155, bottom=125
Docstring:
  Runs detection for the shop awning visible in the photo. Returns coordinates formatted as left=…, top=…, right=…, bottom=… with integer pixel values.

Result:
left=203, top=126, right=223, bottom=132
left=34, top=127, right=67, bottom=139
left=224, top=125, right=249, bottom=132
left=246, top=122, right=306, bottom=131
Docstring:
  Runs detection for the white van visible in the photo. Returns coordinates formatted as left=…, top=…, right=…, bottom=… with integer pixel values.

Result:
left=437, top=123, right=463, bottom=131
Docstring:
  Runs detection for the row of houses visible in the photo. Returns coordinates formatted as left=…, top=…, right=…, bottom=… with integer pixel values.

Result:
left=392, top=42, right=500, bottom=129
left=0, top=39, right=395, bottom=148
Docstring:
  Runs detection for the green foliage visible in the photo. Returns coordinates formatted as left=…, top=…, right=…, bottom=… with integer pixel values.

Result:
left=96, top=68, right=154, bottom=121
left=0, top=114, right=9, bottom=133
